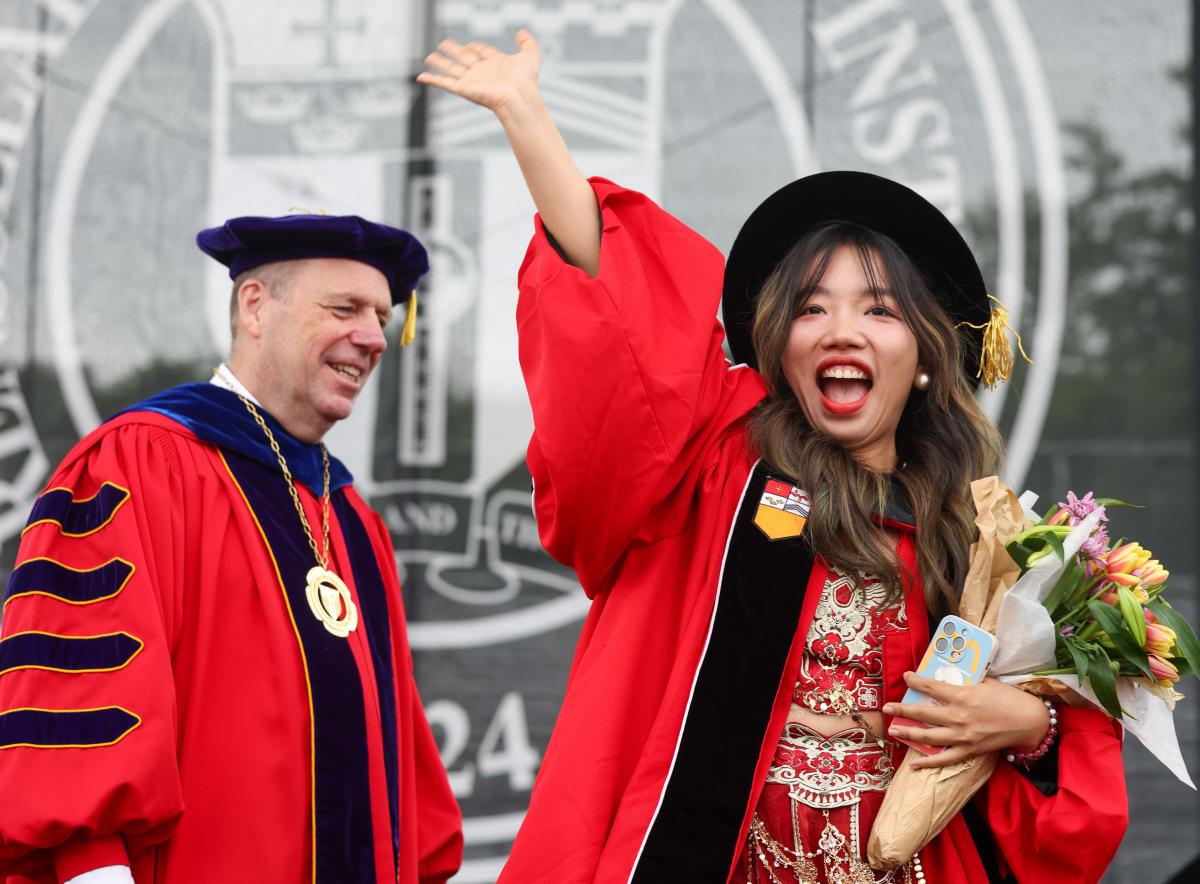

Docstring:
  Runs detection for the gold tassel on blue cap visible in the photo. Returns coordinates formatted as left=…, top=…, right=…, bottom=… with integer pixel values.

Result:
left=401, top=289, right=418, bottom=347
left=956, top=295, right=1032, bottom=389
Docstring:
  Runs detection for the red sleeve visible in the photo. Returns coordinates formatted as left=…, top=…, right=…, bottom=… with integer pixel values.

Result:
left=981, top=705, right=1128, bottom=882
left=517, top=178, right=766, bottom=595
left=0, top=424, right=186, bottom=881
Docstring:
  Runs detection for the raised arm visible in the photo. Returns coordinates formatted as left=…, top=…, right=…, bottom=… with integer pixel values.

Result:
left=418, top=31, right=600, bottom=275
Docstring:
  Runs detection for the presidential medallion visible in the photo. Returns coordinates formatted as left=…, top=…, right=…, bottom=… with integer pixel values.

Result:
left=305, top=566, right=359, bottom=638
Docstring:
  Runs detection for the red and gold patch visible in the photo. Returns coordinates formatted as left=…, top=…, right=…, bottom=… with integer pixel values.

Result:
left=754, top=479, right=810, bottom=541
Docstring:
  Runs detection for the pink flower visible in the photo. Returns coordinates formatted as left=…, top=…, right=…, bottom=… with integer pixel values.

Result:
left=1149, top=654, right=1181, bottom=687
left=1080, top=526, right=1111, bottom=562
left=1056, top=491, right=1109, bottom=526
left=1145, top=623, right=1177, bottom=656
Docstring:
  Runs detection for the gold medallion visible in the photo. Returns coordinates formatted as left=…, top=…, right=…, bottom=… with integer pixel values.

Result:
left=305, top=566, right=359, bottom=638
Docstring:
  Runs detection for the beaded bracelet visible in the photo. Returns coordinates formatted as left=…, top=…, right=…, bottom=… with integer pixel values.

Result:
left=1006, top=698, right=1058, bottom=765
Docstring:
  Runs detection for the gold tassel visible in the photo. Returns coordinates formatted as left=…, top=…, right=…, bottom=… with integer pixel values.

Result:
left=400, top=289, right=418, bottom=347
left=956, top=295, right=1032, bottom=389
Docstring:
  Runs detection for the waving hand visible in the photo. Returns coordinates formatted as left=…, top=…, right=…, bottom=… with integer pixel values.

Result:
left=417, top=31, right=599, bottom=276
left=418, top=31, right=543, bottom=114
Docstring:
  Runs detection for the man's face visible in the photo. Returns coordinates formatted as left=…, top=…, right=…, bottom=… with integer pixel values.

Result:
left=249, top=258, right=392, bottom=441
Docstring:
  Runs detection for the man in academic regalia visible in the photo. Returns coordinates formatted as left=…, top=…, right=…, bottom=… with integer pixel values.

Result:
left=0, top=215, right=463, bottom=884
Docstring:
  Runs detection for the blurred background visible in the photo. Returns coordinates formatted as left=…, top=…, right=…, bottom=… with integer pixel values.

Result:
left=0, top=0, right=1193, bottom=880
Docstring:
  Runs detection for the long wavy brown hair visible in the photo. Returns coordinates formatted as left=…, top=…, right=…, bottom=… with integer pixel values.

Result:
left=748, top=222, right=1004, bottom=618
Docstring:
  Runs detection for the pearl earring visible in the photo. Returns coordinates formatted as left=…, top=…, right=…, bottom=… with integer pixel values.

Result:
left=914, top=372, right=931, bottom=391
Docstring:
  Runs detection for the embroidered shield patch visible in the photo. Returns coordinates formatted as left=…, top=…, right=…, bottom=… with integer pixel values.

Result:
left=754, top=479, right=810, bottom=540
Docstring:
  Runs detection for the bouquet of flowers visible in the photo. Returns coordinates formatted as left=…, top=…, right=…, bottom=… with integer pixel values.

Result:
left=1000, top=491, right=1199, bottom=781
left=868, top=479, right=1197, bottom=870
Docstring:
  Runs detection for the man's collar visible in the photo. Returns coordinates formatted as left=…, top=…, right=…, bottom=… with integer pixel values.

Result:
left=113, top=383, right=353, bottom=493
left=210, top=362, right=259, bottom=404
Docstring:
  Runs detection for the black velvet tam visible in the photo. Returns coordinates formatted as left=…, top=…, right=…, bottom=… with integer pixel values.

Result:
left=721, top=171, right=990, bottom=383
left=197, top=213, right=429, bottom=305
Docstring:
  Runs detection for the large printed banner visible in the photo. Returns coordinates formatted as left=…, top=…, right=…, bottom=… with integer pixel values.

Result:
left=0, top=1, right=1190, bottom=881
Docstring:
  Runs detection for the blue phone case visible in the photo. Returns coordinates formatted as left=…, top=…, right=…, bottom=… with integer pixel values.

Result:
left=893, top=615, right=997, bottom=754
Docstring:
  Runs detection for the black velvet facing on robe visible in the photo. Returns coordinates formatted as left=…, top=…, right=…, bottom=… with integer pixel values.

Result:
left=632, top=461, right=815, bottom=881
left=334, top=494, right=402, bottom=872
left=224, top=452, right=376, bottom=883
left=629, top=468, right=1056, bottom=881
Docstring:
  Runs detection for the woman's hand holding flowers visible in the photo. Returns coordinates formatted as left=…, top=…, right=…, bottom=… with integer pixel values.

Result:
left=883, top=672, right=1051, bottom=770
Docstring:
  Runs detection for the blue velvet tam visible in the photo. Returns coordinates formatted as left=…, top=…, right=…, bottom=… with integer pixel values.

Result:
left=196, top=213, right=429, bottom=305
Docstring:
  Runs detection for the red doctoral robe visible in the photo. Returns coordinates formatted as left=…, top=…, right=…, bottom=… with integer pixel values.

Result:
left=500, top=179, right=1128, bottom=883
left=0, top=386, right=462, bottom=883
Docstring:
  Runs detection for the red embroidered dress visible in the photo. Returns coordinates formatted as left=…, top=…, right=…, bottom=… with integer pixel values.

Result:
left=738, top=569, right=916, bottom=884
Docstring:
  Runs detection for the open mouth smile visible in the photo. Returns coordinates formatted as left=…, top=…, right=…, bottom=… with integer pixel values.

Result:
left=816, top=359, right=873, bottom=415
left=329, top=362, right=364, bottom=384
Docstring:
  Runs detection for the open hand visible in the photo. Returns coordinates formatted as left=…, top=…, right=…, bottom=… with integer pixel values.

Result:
left=883, top=672, right=1051, bottom=770
left=417, top=30, right=543, bottom=115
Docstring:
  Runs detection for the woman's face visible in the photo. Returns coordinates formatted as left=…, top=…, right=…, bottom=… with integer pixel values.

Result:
left=780, top=244, right=921, bottom=471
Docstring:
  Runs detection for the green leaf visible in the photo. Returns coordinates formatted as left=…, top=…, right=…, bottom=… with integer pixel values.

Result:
left=1087, top=600, right=1154, bottom=679
left=1006, top=542, right=1034, bottom=571
left=1148, top=599, right=1200, bottom=681
left=1043, top=557, right=1085, bottom=614
left=1092, top=498, right=1143, bottom=510
left=1007, top=532, right=1068, bottom=571
left=1064, top=636, right=1091, bottom=680
left=1043, top=532, right=1066, bottom=563
left=1085, top=648, right=1123, bottom=718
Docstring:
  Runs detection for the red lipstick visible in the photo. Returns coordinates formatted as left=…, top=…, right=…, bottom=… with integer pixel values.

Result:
left=819, top=392, right=870, bottom=415
left=815, top=357, right=872, bottom=416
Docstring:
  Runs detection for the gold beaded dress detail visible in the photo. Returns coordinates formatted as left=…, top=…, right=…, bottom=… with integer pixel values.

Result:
left=736, top=568, right=926, bottom=884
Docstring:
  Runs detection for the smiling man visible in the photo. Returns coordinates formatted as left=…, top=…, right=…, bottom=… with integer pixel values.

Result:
left=0, top=215, right=462, bottom=884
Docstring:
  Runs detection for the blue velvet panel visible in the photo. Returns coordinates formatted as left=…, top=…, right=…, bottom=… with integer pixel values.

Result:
left=5, top=558, right=134, bottom=605
left=24, top=483, right=129, bottom=536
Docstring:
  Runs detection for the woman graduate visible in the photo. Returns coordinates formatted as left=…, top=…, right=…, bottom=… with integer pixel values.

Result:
left=419, top=32, right=1128, bottom=884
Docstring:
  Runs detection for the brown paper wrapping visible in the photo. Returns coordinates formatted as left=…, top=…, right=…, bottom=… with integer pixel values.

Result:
left=867, top=477, right=1031, bottom=870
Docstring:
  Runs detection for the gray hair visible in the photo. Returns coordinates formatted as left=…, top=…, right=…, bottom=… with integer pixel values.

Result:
left=228, top=260, right=302, bottom=342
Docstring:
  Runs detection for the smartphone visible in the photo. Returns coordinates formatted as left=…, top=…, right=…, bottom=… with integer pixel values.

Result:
left=891, top=615, right=997, bottom=755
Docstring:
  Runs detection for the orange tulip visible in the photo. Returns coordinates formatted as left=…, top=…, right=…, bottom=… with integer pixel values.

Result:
left=1105, top=542, right=1152, bottom=588
left=1144, top=623, right=1177, bottom=657
left=1135, top=559, right=1169, bottom=588
left=1149, top=654, right=1181, bottom=687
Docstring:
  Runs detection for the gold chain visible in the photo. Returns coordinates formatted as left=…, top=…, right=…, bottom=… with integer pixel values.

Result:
left=232, top=390, right=331, bottom=569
